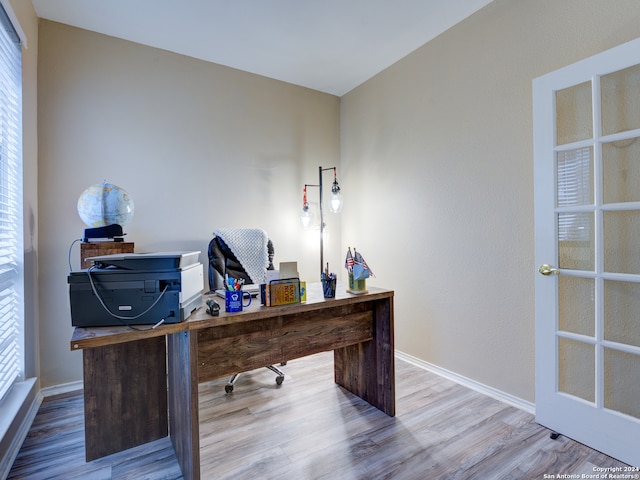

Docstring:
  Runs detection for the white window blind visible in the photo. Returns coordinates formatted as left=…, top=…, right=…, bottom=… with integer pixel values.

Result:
left=557, top=147, right=592, bottom=242
left=0, top=2, right=23, bottom=403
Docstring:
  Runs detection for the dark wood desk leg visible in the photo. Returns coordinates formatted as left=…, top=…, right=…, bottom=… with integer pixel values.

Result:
left=82, top=336, right=168, bottom=461
left=168, top=330, right=200, bottom=480
left=334, top=296, right=395, bottom=416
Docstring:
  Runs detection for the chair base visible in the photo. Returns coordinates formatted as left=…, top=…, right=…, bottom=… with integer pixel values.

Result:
left=225, top=363, right=286, bottom=393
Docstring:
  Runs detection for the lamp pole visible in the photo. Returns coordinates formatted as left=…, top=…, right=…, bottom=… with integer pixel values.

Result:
left=302, top=166, right=343, bottom=279
left=319, top=166, right=325, bottom=276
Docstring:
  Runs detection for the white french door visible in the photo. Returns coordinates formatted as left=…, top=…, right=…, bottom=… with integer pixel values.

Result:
left=534, top=37, right=640, bottom=467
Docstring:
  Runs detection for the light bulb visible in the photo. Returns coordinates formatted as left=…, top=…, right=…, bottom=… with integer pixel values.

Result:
left=300, top=205, right=312, bottom=228
left=330, top=191, right=342, bottom=213
left=330, top=178, right=342, bottom=213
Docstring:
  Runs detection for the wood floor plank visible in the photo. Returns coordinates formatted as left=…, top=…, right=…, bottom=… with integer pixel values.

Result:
left=8, top=351, right=630, bottom=479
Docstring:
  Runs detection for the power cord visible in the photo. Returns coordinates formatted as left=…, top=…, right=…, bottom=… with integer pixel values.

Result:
left=86, top=265, right=169, bottom=331
left=68, top=238, right=83, bottom=272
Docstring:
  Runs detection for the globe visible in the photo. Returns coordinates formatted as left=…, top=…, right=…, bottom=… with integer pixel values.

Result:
left=77, top=182, right=135, bottom=228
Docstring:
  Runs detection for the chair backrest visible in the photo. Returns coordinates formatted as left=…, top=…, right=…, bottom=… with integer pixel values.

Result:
left=208, top=228, right=274, bottom=292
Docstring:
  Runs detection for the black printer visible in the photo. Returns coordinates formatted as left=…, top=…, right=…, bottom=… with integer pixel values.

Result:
left=68, top=251, right=203, bottom=328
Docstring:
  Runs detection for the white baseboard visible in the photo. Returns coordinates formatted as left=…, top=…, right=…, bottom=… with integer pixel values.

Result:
left=395, top=350, right=535, bottom=415
left=41, top=381, right=83, bottom=398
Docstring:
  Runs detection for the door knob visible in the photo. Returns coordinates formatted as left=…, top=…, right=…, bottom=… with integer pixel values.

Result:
left=538, top=264, right=559, bottom=276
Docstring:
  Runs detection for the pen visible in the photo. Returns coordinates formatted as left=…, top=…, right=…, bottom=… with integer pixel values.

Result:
left=226, top=274, right=235, bottom=291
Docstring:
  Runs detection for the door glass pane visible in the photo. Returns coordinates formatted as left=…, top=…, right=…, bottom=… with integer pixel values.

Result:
left=556, top=81, right=593, bottom=145
left=603, top=138, right=640, bottom=203
left=601, top=64, right=640, bottom=136
left=557, top=147, right=593, bottom=207
left=558, top=212, right=594, bottom=270
left=604, top=280, right=640, bottom=348
left=558, top=337, right=594, bottom=402
left=604, top=349, right=640, bottom=419
left=559, top=276, right=594, bottom=336
left=604, top=210, right=640, bottom=274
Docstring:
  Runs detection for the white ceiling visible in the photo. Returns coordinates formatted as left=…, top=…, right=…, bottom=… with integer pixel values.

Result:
left=31, top=0, right=493, bottom=96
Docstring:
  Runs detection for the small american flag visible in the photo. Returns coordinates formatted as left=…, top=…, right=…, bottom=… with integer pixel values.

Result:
left=345, top=247, right=354, bottom=271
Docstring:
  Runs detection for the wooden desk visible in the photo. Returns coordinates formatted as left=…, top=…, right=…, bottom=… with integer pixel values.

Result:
left=70, top=283, right=394, bottom=480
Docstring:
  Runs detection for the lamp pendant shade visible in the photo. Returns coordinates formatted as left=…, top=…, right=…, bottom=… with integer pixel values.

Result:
left=330, top=190, right=343, bottom=213
left=300, top=205, right=312, bottom=227
left=329, top=176, right=342, bottom=213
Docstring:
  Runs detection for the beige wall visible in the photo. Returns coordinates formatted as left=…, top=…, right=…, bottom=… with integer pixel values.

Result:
left=341, top=0, right=640, bottom=402
left=37, top=20, right=340, bottom=387
left=34, top=1, right=640, bottom=402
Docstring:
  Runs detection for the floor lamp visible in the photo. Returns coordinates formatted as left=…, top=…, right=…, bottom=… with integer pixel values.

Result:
left=300, top=166, right=343, bottom=278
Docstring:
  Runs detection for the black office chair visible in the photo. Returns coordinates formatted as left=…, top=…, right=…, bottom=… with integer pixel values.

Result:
left=208, top=227, right=285, bottom=393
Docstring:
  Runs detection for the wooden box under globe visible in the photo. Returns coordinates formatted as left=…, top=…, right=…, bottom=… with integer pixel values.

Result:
left=80, top=242, right=135, bottom=269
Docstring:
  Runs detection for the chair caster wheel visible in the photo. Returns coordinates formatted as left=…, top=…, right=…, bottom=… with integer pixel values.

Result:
left=276, top=375, right=284, bottom=386
left=225, top=384, right=234, bottom=393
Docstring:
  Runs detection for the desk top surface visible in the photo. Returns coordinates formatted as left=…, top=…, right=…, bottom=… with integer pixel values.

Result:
left=70, top=282, right=393, bottom=351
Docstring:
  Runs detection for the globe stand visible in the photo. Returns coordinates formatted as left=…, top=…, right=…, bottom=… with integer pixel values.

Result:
left=83, top=224, right=125, bottom=243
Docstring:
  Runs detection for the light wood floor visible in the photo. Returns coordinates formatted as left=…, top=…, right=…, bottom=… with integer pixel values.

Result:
left=8, top=352, right=628, bottom=479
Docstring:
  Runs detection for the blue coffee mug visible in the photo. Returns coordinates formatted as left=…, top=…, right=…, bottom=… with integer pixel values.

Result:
left=225, top=290, right=252, bottom=312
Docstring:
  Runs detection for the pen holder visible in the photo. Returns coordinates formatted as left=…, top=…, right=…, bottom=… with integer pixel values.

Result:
left=322, top=277, right=336, bottom=298
left=347, top=272, right=367, bottom=294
